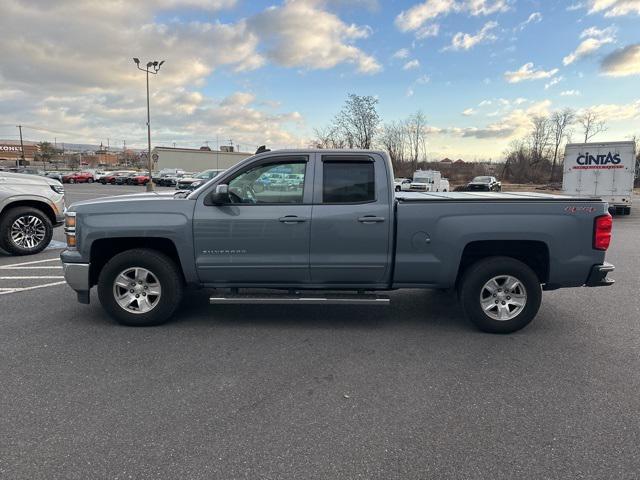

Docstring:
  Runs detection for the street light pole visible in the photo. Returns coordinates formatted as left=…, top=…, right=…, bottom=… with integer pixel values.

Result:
left=133, top=58, right=164, bottom=192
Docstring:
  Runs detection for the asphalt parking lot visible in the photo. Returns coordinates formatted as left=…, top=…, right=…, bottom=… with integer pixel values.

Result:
left=1, top=184, right=639, bottom=479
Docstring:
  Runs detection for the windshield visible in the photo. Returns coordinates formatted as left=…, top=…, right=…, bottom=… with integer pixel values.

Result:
left=472, top=176, right=492, bottom=183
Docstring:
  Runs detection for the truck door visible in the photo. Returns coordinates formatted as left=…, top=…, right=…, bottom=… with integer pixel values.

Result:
left=309, top=154, right=393, bottom=285
left=193, top=155, right=313, bottom=284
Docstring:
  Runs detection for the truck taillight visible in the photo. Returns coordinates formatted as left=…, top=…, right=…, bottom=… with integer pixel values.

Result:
left=593, top=214, right=613, bottom=251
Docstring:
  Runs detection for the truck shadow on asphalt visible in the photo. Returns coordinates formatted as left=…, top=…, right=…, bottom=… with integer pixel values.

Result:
left=160, top=289, right=472, bottom=333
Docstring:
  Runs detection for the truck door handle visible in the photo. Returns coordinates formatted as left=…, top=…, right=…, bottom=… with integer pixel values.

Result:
left=279, top=215, right=307, bottom=224
left=358, top=216, right=385, bottom=224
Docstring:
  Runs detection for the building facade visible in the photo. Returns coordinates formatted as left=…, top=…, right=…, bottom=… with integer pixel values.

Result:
left=152, top=147, right=252, bottom=173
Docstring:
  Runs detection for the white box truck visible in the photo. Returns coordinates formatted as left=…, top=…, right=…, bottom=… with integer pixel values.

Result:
left=403, top=170, right=450, bottom=192
left=562, top=141, right=636, bottom=215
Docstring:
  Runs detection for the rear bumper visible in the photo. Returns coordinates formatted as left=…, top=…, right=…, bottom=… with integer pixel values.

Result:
left=585, top=262, right=615, bottom=287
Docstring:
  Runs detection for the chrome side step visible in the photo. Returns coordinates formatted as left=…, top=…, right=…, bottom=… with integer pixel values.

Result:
left=209, top=293, right=390, bottom=306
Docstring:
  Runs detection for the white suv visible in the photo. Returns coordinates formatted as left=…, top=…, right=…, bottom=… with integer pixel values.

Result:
left=0, top=172, right=65, bottom=255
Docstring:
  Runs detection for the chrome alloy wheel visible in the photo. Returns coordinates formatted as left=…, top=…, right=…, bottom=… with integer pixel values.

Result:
left=10, top=215, right=47, bottom=249
left=479, top=275, right=527, bottom=321
left=113, top=267, right=162, bottom=314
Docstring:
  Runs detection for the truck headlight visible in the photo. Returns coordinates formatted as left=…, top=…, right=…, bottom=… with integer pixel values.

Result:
left=65, top=211, right=77, bottom=249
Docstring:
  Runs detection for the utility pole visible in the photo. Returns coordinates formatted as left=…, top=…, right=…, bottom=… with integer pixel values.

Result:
left=133, top=57, right=165, bottom=191
left=16, top=125, right=25, bottom=168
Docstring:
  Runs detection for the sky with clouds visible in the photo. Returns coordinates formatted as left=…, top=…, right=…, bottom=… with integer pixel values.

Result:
left=0, top=0, right=639, bottom=160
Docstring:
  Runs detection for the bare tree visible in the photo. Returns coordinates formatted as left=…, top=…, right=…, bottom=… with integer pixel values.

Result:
left=578, top=109, right=607, bottom=143
left=529, top=115, right=553, bottom=165
left=549, top=108, right=575, bottom=182
left=405, top=111, right=428, bottom=170
left=313, top=125, right=346, bottom=149
left=335, top=94, right=380, bottom=149
left=379, top=121, right=407, bottom=173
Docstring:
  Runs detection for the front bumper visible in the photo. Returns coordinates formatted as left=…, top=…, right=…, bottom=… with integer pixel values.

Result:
left=585, top=262, right=615, bottom=287
left=62, top=262, right=91, bottom=303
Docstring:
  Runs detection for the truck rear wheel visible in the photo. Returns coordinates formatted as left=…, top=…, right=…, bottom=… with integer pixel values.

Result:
left=459, top=256, right=541, bottom=333
left=98, top=249, right=184, bottom=327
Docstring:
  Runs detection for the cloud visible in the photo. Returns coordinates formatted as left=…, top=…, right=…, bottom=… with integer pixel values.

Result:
left=462, top=108, right=477, bottom=116
left=504, top=63, right=559, bottom=83
left=479, top=100, right=492, bottom=106
left=567, top=2, right=584, bottom=11
left=416, top=74, right=431, bottom=84
left=517, top=12, right=542, bottom=30
left=416, top=24, right=441, bottom=39
left=563, top=26, right=616, bottom=65
left=452, top=100, right=552, bottom=138
left=588, top=0, right=640, bottom=16
left=446, top=21, right=498, bottom=51
left=393, top=48, right=410, bottom=59
left=403, top=59, right=421, bottom=70
left=1, top=1, right=371, bottom=148
left=601, top=43, right=640, bottom=76
left=560, top=90, right=581, bottom=96
left=249, top=0, right=381, bottom=74
left=395, top=0, right=509, bottom=32
left=545, top=76, right=564, bottom=89
left=577, top=100, right=640, bottom=121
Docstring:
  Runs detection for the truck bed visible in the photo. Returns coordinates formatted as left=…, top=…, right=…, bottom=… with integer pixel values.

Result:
left=396, top=191, right=601, bottom=202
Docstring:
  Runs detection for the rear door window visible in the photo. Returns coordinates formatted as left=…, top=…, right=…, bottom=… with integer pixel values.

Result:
left=322, top=161, right=375, bottom=204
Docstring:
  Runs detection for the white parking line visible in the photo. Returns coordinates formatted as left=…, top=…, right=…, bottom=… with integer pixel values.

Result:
left=0, top=257, right=60, bottom=268
left=0, top=266, right=63, bottom=270
left=0, top=276, right=64, bottom=280
left=0, top=281, right=67, bottom=295
left=0, top=257, right=67, bottom=296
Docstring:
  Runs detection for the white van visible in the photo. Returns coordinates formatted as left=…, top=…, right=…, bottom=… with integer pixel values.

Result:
left=562, top=141, right=636, bottom=215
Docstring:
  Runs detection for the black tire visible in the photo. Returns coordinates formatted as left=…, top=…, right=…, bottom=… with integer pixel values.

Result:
left=97, top=249, right=184, bottom=327
left=68, top=178, right=75, bottom=184
left=395, top=186, right=401, bottom=192
left=0, top=206, right=53, bottom=255
left=87, top=178, right=93, bottom=184
left=459, top=256, right=542, bottom=334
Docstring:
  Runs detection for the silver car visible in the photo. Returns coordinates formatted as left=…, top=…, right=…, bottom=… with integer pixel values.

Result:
left=0, top=171, right=65, bottom=255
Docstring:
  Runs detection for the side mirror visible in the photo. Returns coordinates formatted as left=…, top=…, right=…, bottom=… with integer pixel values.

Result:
left=207, top=184, right=229, bottom=205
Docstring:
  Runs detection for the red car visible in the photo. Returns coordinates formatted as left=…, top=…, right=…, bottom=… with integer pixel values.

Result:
left=100, top=171, right=135, bottom=184
left=62, top=171, right=94, bottom=184
left=128, top=174, right=150, bottom=186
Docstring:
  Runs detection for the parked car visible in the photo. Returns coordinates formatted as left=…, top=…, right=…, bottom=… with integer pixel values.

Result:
left=175, top=169, right=225, bottom=191
left=45, top=171, right=64, bottom=182
left=467, top=176, right=501, bottom=192
left=61, top=149, right=614, bottom=334
left=62, top=171, right=94, bottom=184
left=159, top=172, right=191, bottom=187
left=394, top=178, right=411, bottom=192
left=101, top=170, right=136, bottom=184
left=115, top=172, right=137, bottom=185
left=93, top=170, right=111, bottom=182
left=0, top=171, right=65, bottom=255
left=128, top=173, right=151, bottom=186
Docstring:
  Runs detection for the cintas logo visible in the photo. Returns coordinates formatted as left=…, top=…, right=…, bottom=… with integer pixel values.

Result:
left=576, top=152, right=621, bottom=165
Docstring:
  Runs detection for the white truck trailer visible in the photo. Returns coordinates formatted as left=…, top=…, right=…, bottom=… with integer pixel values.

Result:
left=562, top=141, right=636, bottom=215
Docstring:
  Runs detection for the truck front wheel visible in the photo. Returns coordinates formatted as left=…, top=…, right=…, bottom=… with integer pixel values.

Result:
left=98, top=249, right=184, bottom=327
left=459, top=256, right=541, bottom=333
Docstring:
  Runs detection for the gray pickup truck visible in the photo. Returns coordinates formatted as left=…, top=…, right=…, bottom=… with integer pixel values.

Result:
left=61, top=150, right=614, bottom=333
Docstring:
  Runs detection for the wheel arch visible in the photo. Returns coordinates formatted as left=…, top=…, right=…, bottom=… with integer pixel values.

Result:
left=89, top=238, right=185, bottom=288
left=456, top=240, right=550, bottom=287
left=1, top=199, right=57, bottom=225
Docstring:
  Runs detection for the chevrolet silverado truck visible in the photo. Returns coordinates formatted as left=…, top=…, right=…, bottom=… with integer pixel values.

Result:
left=60, top=150, right=614, bottom=333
